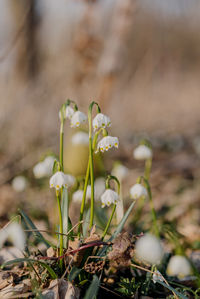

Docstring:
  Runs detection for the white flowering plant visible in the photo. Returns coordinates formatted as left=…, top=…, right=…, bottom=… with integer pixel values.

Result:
left=1, top=99, right=199, bottom=299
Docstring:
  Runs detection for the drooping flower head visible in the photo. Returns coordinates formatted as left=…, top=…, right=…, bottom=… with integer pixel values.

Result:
left=0, top=222, right=26, bottom=251
left=70, top=111, right=87, bottom=128
left=96, top=136, right=119, bottom=153
left=72, top=131, right=89, bottom=145
left=167, top=255, right=191, bottom=278
left=133, top=144, right=153, bottom=160
left=59, top=105, right=75, bottom=120
left=135, top=234, right=164, bottom=265
left=72, top=186, right=91, bottom=203
left=101, top=189, right=119, bottom=208
left=93, top=113, right=111, bottom=131
left=65, top=106, right=75, bottom=119
left=33, top=156, right=55, bottom=179
left=130, top=183, right=148, bottom=200
left=12, top=176, right=28, bottom=192
left=50, top=171, right=75, bottom=190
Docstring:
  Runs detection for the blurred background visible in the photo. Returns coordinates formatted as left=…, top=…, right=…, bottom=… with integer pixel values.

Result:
left=0, top=0, right=200, bottom=244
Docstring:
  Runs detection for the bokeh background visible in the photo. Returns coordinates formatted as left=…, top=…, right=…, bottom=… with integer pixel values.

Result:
left=0, top=0, right=200, bottom=244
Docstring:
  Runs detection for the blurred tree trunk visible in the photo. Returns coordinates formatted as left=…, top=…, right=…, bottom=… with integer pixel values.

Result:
left=9, top=0, right=38, bottom=80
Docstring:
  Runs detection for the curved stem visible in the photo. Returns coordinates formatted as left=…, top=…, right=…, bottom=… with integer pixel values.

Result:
left=56, top=192, right=63, bottom=268
left=102, top=175, right=120, bottom=240
left=102, top=204, right=116, bottom=240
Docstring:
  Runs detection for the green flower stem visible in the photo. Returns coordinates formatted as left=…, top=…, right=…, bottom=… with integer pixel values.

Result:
left=59, top=118, right=64, bottom=171
left=56, top=192, right=63, bottom=268
left=143, top=178, right=159, bottom=237
left=102, top=204, right=116, bottom=240
left=78, top=160, right=90, bottom=237
left=144, top=158, right=152, bottom=180
left=102, top=175, right=120, bottom=240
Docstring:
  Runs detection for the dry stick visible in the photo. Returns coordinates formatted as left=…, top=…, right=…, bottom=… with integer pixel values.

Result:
left=131, top=263, right=178, bottom=299
left=38, top=241, right=111, bottom=261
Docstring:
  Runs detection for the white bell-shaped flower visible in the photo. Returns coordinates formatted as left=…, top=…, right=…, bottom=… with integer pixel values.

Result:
left=49, top=171, right=75, bottom=190
left=65, top=106, right=75, bottom=119
left=43, top=156, right=55, bottom=176
left=135, top=234, right=164, bottom=265
left=72, top=132, right=89, bottom=145
left=72, top=186, right=91, bottom=203
left=130, top=183, right=148, bottom=200
left=167, top=255, right=191, bottom=278
left=33, top=162, right=47, bottom=179
left=33, top=156, right=55, bottom=179
left=101, top=189, right=119, bottom=208
left=12, top=176, right=27, bottom=192
left=152, top=270, right=164, bottom=283
left=70, top=111, right=87, bottom=128
left=133, top=145, right=153, bottom=160
left=96, top=136, right=119, bottom=153
left=92, top=113, right=111, bottom=131
left=0, top=222, right=26, bottom=251
left=111, top=164, right=129, bottom=181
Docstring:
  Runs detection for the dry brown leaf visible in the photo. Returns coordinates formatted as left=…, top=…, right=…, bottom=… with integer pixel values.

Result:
left=42, top=279, right=80, bottom=299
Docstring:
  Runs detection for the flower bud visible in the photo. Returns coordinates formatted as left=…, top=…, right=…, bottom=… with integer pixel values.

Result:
left=135, top=234, right=164, bottom=265
left=167, top=255, right=191, bottom=278
left=133, top=145, right=152, bottom=160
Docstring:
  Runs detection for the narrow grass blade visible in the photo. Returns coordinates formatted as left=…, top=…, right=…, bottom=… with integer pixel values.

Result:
left=68, top=266, right=81, bottom=282
left=1, top=258, right=57, bottom=279
left=99, top=201, right=136, bottom=257
left=110, top=201, right=136, bottom=241
left=157, top=281, right=188, bottom=299
left=84, top=275, right=100, bottom=299
left=19, top=209, right=51, bottom=248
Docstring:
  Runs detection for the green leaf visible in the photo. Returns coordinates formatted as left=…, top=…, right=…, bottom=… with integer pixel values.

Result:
left=68, top=266, right=81, bottom=282
left=157, top=281, right=188, bottom=299
left=83, top=208, right=90, bottom=238
left=84, top=275, right=100, bottom=299
left=1, top=258, right=57, bottom=279
left=99, top=201, right=136, bottom=257
left=19, top=209, right=51, bottom=248
left=110, top=201, right=136, bottom=241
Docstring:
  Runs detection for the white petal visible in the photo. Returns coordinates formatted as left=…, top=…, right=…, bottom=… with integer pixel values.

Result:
left=133, top=145, right=152, bottom=160
left=130, top=183, right=148, bottom=200
left=167, top=255, right=191, bottom=277
left=72, top=132, right=89, bottom=145
left=135, top=234, right=164, bottom=265
left=70, top=111, right=87, bottom=128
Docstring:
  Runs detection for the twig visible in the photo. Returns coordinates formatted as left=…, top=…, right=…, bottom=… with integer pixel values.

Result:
left=131, top=263, right=178, bottom=299
left=38, top=241, right=111, bottom=261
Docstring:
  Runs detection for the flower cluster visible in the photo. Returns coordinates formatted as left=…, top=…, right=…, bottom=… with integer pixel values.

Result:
left=96, top=136, right=119, bottom=153
left=101, top=189, right=119, bottom=208
left=50, top=171, right=75, bottom=190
